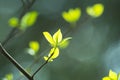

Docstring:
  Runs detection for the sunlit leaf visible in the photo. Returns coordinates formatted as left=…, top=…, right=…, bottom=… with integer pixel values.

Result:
left=8, top=17, right=19, bottom=27
left=20, top=11, right=38, bottom=30
left=43, top=29, right=72, bottom=62
left=102, top=77, right=110, bottom=80
left=43, top=32, right=55, bottom=46
left=102, top=70, right=118, bottom=80
left=53, top=29, right=62, bottom=43
left=86, top=3, right=104, bottom=17
left=62, top=8, right=81, bottom=24
left=49, top=47, right=59, bottom=59
left=109, top=70, right=117, bottom=80
left=59, top=37, right=72, bottom=48
left=44, top=48, right=59, bottom=62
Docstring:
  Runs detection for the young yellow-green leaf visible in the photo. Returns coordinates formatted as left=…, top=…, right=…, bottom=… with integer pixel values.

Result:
left=8, top=17, right=19, bottom=27
left=29, top=41, right=39, bottom=53
left=44, top=56, right=53, bottom=62
left=62, top=8, right=81, bottom=24
left=43, top=32, right=55, bottom=46
left=43, top=29, right=72, bottom=48
left=118, top=73, right=120, bottom=80
left=102, top=77, right=111, bottom=80
left=102, top=70, right=118, bottom=80
left=49, top=47, right=59, bottom=59
left=59, top=37, right=72, bottom=48
left=109, top=70, right=117, bottom=80
left=2, top=73, right=13, bottom=80
left=53, top=29, right=62, bottom=43
left=44, top=48, right=59, bottom=62
left=20, top=11, right=38, bottom=30
left=86, top=3, right=104, bottom=17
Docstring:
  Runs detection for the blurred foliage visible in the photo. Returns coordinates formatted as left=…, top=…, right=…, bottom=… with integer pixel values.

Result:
left=27, top=41, right=40, bottom=56
left=20, top=11, right=38, bottom=30
left=86, top=3, right=104, bottom=18
left=62, top=8, right=81, bottom=25
left=0, top=0, right=120, bottom=80
left=8, top=11, right=38, bottom=30
left=8, top=17, right=19, bottom=28
left=2, top=73, right=13, bottom=80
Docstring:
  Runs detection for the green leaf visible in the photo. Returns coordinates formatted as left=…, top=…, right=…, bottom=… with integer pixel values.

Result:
left=43, top=29, right=72, bottom=62
left=8, top=17, right=19, bottom=27
left=43, top=31, right=55, bottom=46
left=49, top=47, right=59, bottom=59
left=118, top=73, right=120, bottom=80
left=109, top=70, right=117, bottom=79
left=27, top=41, right=40, bottom=56
left=62, top=8, right=81, bottom=23
left=20, top=11, right=38, bottom=30
left=44, top=47, right=59, bottom=62
left=53, top=29, right=62, bottom=43
left=86, top=3, right=104, bottom=18
left=59, top=37, right=72, bottom=48
left=29, top=41, right=40, bottom=53
left=2, top=73, right=13, bottom=80
left=102, top=70, right=118, bottom=80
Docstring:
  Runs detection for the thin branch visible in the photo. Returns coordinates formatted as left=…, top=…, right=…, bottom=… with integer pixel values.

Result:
left=0, top=43, right=33, bottom=80
left=32, top=48, right=55, bottom=78
left=2, top=0, right=36, bottom=46
left=1, top=0, right=37, bottom=79
left=2, top=28, right=17, bottom=46
left=32, top=60, right=48, bottom=78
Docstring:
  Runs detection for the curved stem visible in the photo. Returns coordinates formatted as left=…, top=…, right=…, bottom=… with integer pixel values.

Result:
left=32, top=60, right=48, bottom=78
left=0, top=43, right=33, bottom=80
left=2, top=0, right=36, bottom=46
left=32, top=48, right=56, bottom=78
left=2, top=28, right=17, bottom=46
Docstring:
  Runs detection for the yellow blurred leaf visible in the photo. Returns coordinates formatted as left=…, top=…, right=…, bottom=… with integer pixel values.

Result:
left=62, top=8, right=81, bottom=24
left=86, top=3, right=104, bottom=17
left=20, top=11, right=38, bottom=30
left=29, top=41, right=40, bottom=53
left=8, top=17, right=19, bottom=27
left=2, top=73, right=13, bottom=80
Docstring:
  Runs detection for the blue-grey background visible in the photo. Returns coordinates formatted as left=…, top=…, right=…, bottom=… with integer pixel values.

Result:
left=0, top=0, right=120, bottom=80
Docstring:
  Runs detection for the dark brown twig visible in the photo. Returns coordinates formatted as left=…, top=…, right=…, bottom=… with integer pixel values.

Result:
left=0, top=43, right=33, bottom=80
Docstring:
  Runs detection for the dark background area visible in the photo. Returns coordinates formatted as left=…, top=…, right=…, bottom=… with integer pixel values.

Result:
left=0, top=0, right=120, bottom=80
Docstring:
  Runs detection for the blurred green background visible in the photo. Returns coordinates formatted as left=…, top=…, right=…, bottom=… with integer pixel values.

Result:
left=0, top=0, right=120, bottom=80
